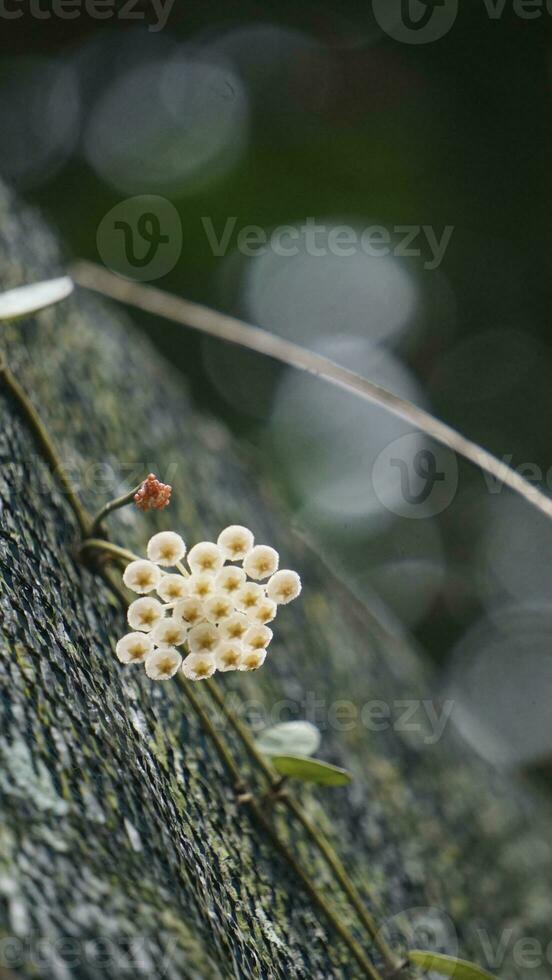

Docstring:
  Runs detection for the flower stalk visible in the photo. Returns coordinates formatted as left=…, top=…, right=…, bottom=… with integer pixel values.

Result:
left=79, top=538, right=141, bottom=568
left=90, top=473, right=172, bottom=537
left=90, top=484, right=143, bottom=537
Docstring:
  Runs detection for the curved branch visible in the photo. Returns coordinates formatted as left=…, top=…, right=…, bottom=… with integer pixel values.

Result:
left=71, top=261, right=552, bottom=523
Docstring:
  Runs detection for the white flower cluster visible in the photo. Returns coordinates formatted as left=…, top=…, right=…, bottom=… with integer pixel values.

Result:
left=116, top=526, right=302, bottom=682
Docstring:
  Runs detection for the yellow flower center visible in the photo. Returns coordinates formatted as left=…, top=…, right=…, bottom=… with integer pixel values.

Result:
left=165, top=629, right=181, bottom=644
left=223, top=651, right=239, bottom=667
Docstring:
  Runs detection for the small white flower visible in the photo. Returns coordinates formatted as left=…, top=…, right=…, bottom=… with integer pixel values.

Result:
left=151, top=618, right=188, bottom=648
left=147, top=531, right=187, bottom=567
left=173, top=596, right=205, bottom=627
left=122, top=559, right=161, bottom=595
left=187, top=572, right=216, bottom=600
left=235, top=582, right=264, bottom=613
left=204, top=593, right=234, bottom=624
left=248, top=598, right=277, bottom=625
left=219, top=612, right=249, bottom=642
left=187, top=541, right=224, bottom=575
left=188, top=622, right=219, bottom=655
left=216, top=641, right=243, bottom=672
left=266, top=569, right=302, bottom=605
left=116, top=632, right=153, bottom=664
left=239, top=648, right=267, bottom=672
left=145, top=646, right=182, bottom=680
left=119, top=527, right=302, bottom=682
left=157, top=573, right=188, bottom=603
left=182, top=653, right=216, bottom=681
left=217, top=524, right=254, bottom=562
left=127, top=597, right=165, bottom=632
left=216, top=565, right=246, bottom=596
left=243, top=545, right=279, bottom=581
left=244, top=625, right=273, bottom=651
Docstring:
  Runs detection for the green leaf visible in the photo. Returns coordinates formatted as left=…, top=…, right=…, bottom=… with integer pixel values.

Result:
left=0, top=277, right=73, bottom=321
left=255, top=721, right=321, bottom=759
left=270, top=755, right=352, bottom=786
left=408, top=951, right=497, bottom=979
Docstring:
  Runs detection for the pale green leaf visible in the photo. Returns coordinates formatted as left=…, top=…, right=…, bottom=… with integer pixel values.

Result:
left=0, top=277, right=73, bottom=321
left=409, top=950, right=496, bottom=979
left=255, top=721, right=321, bottom=759
left=270, top=755, right=352, bottom=786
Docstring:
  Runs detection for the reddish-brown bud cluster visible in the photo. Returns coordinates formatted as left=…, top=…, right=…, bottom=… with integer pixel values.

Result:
left=134, top=474, right=172, bottom=512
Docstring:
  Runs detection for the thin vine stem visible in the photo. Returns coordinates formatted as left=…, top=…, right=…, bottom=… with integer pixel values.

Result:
left=205, top=682, right=281, bottom=784
left=284, top=797, right=402, bottom=973
left=177, top=676, right=383, bottom=980
left=90, top=483, right=144, bottom=537
left=71, top=260, right=552, bottom=524
left=205, top=678, right=401, bottom=974
left=0, top=354, right=91, bottom=536
left=176, top=674, right=245, bottom=788
left=79, top=538, right=141, bottom=567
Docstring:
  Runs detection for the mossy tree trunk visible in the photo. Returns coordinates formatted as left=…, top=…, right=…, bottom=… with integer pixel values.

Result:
left=0, top=182, right=550, bottom=979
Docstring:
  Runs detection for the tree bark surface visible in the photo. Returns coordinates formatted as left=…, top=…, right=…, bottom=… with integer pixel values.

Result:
left=0, top=183, right=550, bottom=979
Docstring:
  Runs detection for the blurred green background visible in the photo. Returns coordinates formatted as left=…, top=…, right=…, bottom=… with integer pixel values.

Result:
left=1, top=1, right=552, bottom=769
